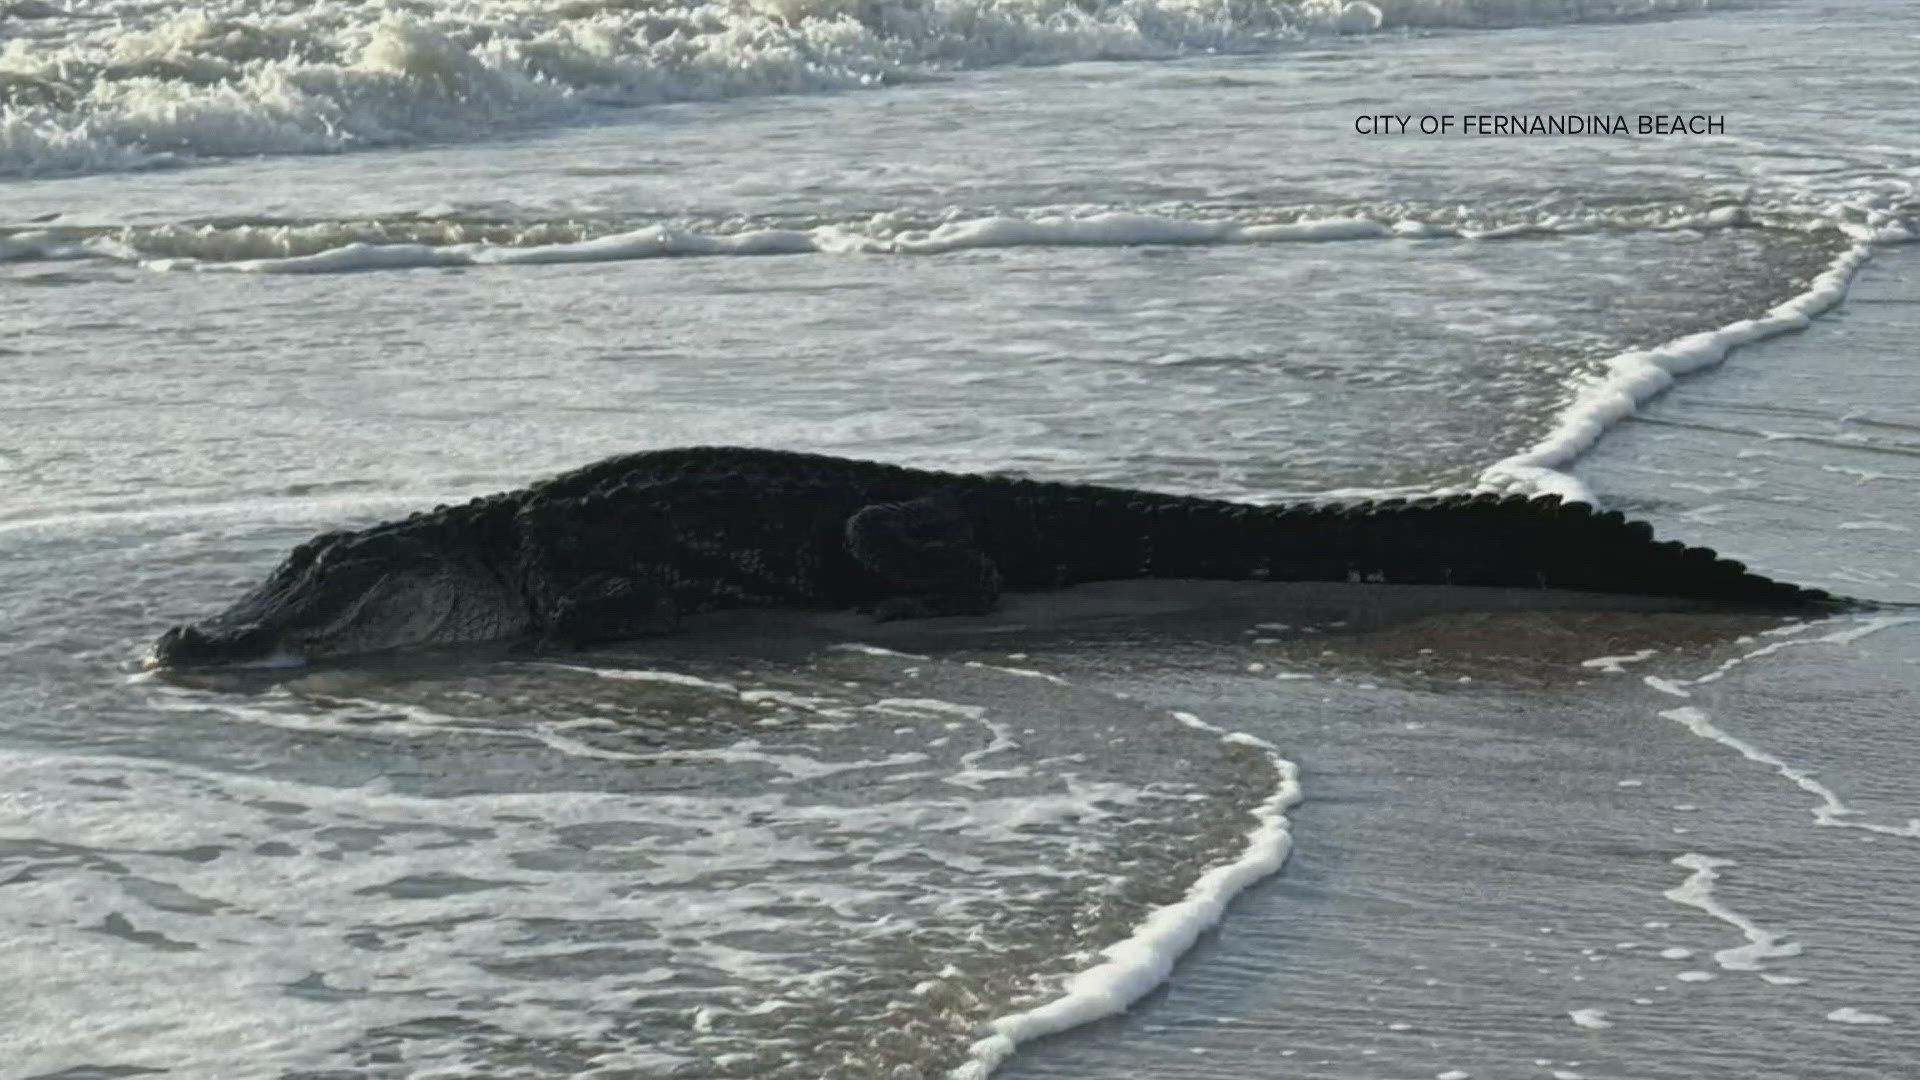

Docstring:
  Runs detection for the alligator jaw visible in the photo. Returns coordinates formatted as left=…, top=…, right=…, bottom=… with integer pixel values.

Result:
left=149, top=621, right=302, bottom=670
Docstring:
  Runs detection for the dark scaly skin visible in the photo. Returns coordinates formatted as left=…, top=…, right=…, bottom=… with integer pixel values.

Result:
left=151, top=446, right=1840, bottom=668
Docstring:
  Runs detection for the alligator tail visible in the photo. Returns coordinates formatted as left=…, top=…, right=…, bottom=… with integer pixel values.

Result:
left=1066, top=491, right=1837, bottom=606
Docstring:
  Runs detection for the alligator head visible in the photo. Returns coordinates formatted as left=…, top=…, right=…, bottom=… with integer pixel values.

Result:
left=151, top=525, right=531, bottom=668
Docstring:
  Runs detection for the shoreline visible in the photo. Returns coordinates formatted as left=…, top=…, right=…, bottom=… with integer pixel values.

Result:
left=990, top=245, right=1920, bottom=1080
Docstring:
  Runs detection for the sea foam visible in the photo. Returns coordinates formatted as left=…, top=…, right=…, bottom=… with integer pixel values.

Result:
left=0, top=200, right=1832, bottom=272
left=1476, top=204, right=1916, bottom=504
left=952, top=711, right=1301, bottom=1079
left=2, top=0, right=1730, bottom=177
left=9, top=652, right=1294, bottom=1080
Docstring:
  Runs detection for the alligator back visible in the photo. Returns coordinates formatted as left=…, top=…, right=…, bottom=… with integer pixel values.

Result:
left=520, top=447, right=1833, bottom=607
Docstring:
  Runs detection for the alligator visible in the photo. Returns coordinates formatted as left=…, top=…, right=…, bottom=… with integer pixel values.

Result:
left=150, top=446, right=1838, bottom=668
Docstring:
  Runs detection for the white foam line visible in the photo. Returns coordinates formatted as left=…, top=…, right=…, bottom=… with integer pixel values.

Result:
left=1687, top=615, right=1917, bottom=687
left=948, top=714, right=1026, bottom=791
left=833, top=643, right=930, bottom=660
left=1827, top=1007, right=1895, bottom=1025
left=125, top=204, right=1800, bottom=276
left=1660, top=705, right=1920, bottom=838
left=963, top=661, right=1073, bottom=686
left=526, top=662, right=740, bottom=695
left=957, top=716, right=1018, bottom=767
left=871, top=696, right=1032, bottom=790
left=146, top=686, right=511, bottom=741
left=1663, top=853, right=1801, bottom=972
left=0, top=741, right=755, bottom=824
left=163, top=689, right=699, bottom=769
left=1582, top=648, right=1658, bottom=674
left=151, top=685, right=905, bottom=777
left=643, top=742, right=933, bottom=781
left=145, top=214, right=1388, bottom=273
left=873, top=698, right=990, bottom=720
left=1643, top=675, right=1691, bottom=698
left=518, top=725, right=656, bottom=763
left=739, top=689, right=849, bottom=712
left=1171, top=710, right=1283, bottom=755
left=951, top=711, right=1300, bottom=1079
left=1633, top=616, right=1920, bottom=836
left=1476, top=225, right=1899, bottom=503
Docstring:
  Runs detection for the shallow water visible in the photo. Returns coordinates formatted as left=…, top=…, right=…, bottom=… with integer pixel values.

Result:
left=3, top=0, right=1918, bottom=1076
left=1001, top=249, right=1920, bottom=1080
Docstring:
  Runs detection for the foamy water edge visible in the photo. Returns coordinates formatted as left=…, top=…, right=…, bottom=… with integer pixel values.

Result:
left=952, top=709, right=1301, bottom=1079
left=1477, top=209, right=1917, bottom=503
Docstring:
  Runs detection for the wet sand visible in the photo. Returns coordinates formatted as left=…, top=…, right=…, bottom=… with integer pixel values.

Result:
left=969, top=249, right=1920, bottom=1077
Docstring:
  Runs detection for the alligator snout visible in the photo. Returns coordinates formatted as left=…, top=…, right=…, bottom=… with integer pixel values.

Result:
left=151, top=622, right=279, bottom=669
left=151, top=624, right=212, bottom=667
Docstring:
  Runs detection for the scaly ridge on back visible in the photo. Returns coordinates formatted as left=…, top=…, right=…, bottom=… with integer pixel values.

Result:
left=151, top=446, right=1842, bottom=668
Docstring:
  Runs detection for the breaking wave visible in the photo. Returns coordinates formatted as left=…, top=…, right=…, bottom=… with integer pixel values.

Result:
left=6, top=197, right=1887, bottom=274
left=1, top=0, right=1721, bottom=177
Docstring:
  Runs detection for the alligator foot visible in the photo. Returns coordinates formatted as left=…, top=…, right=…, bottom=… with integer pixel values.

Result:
left=845, top=495, right=1002, bottom=620
left=860, top=593, right=1001, bottom=622
left=544, top=572, right=685, bottom=646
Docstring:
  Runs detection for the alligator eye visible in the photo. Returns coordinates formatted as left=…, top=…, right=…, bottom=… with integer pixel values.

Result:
left=154, top=623, right=208, bottom=661
left=291, top=532, right=350, bottom=569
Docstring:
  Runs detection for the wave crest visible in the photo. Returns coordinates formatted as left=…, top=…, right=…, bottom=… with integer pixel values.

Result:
left=2, top=0, right=1722, bottom=177
left=11, top=198, right=1884, bottom=276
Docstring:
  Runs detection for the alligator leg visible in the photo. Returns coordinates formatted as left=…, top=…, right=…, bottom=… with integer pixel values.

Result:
left=542, top=570, right=686, bottom=645
left=845, top=496, right=1002, bottom=620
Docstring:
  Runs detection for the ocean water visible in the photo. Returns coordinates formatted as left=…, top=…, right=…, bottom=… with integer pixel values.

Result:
left=3, top=0, right=1917, bottom=1077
